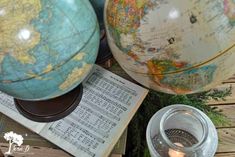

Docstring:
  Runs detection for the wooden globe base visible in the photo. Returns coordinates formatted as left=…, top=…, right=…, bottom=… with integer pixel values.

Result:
left=14, top=84, right=83, bottom=122
left=96, top=30, right=113, bottom=64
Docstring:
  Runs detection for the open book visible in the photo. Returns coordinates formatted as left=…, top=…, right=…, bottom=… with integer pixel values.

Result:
left=0, top=65, right=148, bottom=157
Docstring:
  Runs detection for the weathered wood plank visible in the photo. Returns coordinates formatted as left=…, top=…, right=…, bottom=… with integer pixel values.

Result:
left=0, top=143, right=71, bottom=157
left=213, top=105, right=235, bottom=128
left=223, top=74, right=235, bottom=83
left=0, top=143, right=122, bottom=157
left=217, top=128, right=235, bottom=153
left=216, top=152, right=235, bottom=157
left=207, top=83, right=235, bottom=105
left=0, top=115, right=56, bottom=148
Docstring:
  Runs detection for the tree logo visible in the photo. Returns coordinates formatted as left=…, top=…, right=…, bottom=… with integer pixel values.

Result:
left=4, top=131, right=24, bottom=155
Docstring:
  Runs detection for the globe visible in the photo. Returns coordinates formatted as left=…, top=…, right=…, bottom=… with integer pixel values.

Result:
left=89, top=0, right=105, bottom=29
left=0, top=0, right=99, bottom=100
left=105, top=0, right=235, bottom=94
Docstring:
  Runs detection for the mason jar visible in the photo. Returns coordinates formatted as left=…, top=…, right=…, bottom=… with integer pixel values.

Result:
left=146, top=104, right=218, bottom=157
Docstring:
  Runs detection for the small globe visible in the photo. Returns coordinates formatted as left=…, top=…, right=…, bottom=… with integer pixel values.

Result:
left=0, top=0, right=99, bottom=100
left=105, top=0, right=235, bottom=94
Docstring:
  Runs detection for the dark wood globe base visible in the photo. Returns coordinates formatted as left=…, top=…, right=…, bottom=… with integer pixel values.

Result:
left=14, top=84, right=83, bottom=122
left=95, top=30, right=113, bottom=64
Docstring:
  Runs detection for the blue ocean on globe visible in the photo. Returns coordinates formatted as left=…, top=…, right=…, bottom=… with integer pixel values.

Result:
left=0, top=0, right=99, bottom=100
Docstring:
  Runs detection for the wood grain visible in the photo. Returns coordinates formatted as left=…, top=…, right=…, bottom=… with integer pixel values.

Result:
left=0, top=143, right=70, bottom=157
left=213, top=105, right=235, bottom=128
left=217, top=128, right=235, bottom=153
left=0, top=143, right=120, bottom=157
left=223, top=74, right=235, bottom=83
left=207, top=83, right=235, bottom=105
left=207, top=76, right=235, bottom=156
left=216, top=152, right=235, bottom=157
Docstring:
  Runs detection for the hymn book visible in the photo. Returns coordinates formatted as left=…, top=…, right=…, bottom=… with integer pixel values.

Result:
left=0, top=65, right=148, bottom=157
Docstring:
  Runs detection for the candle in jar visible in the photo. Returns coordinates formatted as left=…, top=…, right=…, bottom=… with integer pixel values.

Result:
left=168, top=143, right=185, bottom=157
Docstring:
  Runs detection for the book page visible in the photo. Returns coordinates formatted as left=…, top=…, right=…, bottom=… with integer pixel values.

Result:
left=0, top=92, right=46, bottom=133
left=40, top=65, right=148, bottom=157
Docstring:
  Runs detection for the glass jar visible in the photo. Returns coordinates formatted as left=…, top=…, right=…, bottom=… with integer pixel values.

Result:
left=146, top=104, right=218, bottom=157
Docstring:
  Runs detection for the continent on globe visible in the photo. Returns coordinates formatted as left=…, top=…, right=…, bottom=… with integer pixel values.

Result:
left=0, top=0, right=99, bottom=100
left=105, top=0, right=235, bottom=94
left=0, top=0, right=41, bottom=64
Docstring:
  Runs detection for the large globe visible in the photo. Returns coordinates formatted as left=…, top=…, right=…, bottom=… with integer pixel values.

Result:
left=0, top=0, right=99, bottom=100
left=105, top=0, right=235, bottom=94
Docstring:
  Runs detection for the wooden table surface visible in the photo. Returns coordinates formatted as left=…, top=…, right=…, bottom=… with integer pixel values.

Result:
left=207, top=75, right=235, bottom=157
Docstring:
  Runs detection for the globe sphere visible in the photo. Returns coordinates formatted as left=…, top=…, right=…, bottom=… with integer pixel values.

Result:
left=105, top=0, right=235, bottom=94
left=0, top=0, right=99, bottom=100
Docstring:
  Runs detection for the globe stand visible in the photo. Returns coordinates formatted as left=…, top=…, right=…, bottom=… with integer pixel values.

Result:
left=95, top=29, right=113, bottom=64
left=14, top=84, right=83, bottom=122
